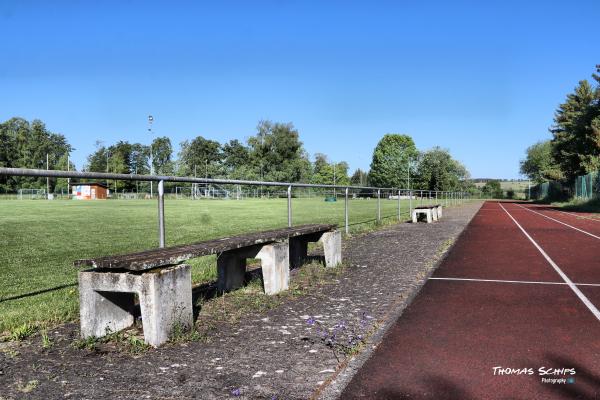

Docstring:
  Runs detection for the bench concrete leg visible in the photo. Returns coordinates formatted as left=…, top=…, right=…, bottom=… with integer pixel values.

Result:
left=217, top=252, right=247, bottom=292
left=320, top=230, right=342, bottom=267
left=412, top=210, right=418, bottom=223
left=256, top=242, right=290, bottom=295
left=438, top=206, right=443, bottom=218
left=138, top=264, right=193, bottom=347
left=426, top=210, right=433, bottom=223
left=289, top=237, right=308, bottom=268
left=79, top=274, right=136, bottom=339
left=432, top=208, right=439, bottom=222
left=78, top=264, right=193, bottom=347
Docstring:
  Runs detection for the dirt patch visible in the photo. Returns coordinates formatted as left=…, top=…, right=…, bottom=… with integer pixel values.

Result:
left=0, top=202, right=482, bottom=400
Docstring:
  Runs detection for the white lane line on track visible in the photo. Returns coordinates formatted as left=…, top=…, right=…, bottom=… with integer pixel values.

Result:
left=499, top=202, right=600, bottom=322
left=516, top=204, right=600, bottom=240
left=429, top=277, right=600, bottom=287
left=557, top=209, right=600, bottom=223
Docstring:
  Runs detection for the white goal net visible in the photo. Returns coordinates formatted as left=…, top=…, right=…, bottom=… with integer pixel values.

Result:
left=18, top=188, right=47, bottom=200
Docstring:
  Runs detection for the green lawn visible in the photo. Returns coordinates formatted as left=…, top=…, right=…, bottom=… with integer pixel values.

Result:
left=551, top=197, right=600, bottom=214
left=0, top=196, right=449, bottom=334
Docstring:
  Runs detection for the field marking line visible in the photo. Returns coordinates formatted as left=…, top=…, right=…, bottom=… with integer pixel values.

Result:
left=557, top=209, right=600, bottom=223
left=499, top=203, right=600, bottom=322
left=516, top=204, right=600, bottom=240
left=429, top=277, right=600, bottom=287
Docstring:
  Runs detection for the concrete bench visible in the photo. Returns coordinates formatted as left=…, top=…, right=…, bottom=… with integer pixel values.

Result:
left=412, top=204, right=443, bottom=223
left=74, top=224, right=341, bottom=346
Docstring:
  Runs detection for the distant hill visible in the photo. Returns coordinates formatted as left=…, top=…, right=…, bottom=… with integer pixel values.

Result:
left=471, top=178, right=528, bottom=183
left=472, top=179, right=530, bottom=191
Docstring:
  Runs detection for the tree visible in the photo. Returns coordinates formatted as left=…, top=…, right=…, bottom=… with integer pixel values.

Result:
left=247, top=120, right=311, bottom=183
left=85, top=141, right=110, bottom=173
left=85, top=140, right=151, bottom=191
left=151, top=136, right=173, bottom=175
left=550, top=74, right=600, bottom=182
left=519, top=140, right=562, bottom=184
left=482, top=180, right=503, bottom=198
left=0, top=117, right=72, bottom=192
left=413, top=147, right=470, bottom=191
left=369, top=134, right=419, bottom=188
left=130, top=143, right=150, bottom=175
left=222, top=139, right=252, bottom=179
left=350, top=168, right=369, bottom=186
left=310, top=153, right=350, bottom=186
left=53, top=153, right=76, bottom=193
left=178, top=136, right=223, bottom=178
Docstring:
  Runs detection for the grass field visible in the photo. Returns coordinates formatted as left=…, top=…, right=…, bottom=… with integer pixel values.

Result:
left=473, top=180, right=530, bottom=199
left=552, top=197, right=600, bottom=214
left=0, top=196, right=453, bottom=334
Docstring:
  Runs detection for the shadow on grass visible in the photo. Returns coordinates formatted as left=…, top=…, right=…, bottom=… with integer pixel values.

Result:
left=0, top=282, right=77, bottom=303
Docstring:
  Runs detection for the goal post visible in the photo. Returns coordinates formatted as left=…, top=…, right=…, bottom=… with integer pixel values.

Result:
left=18, top=188, right=46, bottom=200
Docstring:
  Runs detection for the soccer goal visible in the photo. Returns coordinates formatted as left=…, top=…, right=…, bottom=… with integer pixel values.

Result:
left=175, top=186, right=193, bottom=199
left=18, top=188, right=47, bottom=200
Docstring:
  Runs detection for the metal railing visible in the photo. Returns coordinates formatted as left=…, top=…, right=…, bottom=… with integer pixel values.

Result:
left=0, top=167, right=472, bottom=247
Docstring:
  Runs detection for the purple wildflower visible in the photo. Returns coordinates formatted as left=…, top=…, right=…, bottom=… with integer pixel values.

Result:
left=232, top=388, right=241, bottom=397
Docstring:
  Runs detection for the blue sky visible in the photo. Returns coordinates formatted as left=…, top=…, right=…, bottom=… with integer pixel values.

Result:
left=1, top=1, right=598, bottom=179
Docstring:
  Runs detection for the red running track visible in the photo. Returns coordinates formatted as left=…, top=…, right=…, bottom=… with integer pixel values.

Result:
left=516, top=203, right=600, bottom=238
left=341, top=201, right=600, bottom=399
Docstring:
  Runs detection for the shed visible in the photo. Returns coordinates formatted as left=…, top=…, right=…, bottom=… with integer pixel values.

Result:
left=70, top=182, right=108, bottom=200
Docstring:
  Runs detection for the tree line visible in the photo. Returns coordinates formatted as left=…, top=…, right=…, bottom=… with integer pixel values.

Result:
left=521, top=65, right=600, bottom=186
left=0, top=118, right=471, bottom=194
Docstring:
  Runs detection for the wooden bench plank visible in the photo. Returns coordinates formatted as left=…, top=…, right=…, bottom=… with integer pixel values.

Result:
left=414, top=204, right=441, bottom=209
left=75, top=224, right=337, bottom=271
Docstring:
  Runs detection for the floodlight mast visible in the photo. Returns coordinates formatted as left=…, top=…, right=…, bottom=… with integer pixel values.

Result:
left=148, top=115, right=154, bottom=198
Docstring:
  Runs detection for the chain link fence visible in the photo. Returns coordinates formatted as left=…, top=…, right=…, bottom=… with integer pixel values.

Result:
left=575, top=171, right=599, bottom=199
left=530, top=171, right=599, bottom=201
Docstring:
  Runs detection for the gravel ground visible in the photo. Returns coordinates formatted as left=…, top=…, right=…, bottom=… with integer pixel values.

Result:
left=0, top=202, right=483, bottom=400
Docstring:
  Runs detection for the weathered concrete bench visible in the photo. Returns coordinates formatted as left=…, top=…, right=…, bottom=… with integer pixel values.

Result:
left=412, top=204, right=443, bottom=223
left=74, top=224, right=341, bottom=346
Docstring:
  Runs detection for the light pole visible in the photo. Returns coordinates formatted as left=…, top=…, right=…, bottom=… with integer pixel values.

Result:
left=205, top=159, right=209, bottom=197
left=194, top=164, right=197, bottom=199
left=66, top=152, right=71, bottom=198
left=148, top=115, right=154, bottom=198
left=407, top=158, right=412, bottom=215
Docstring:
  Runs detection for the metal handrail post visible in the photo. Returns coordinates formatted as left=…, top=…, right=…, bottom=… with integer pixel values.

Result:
left=377, top=189, right=381, bottom=222
left=287, top=185, right=292, bottom=227
left=397, top=189, right=401, bottom=222
left=345, top=187, right=349, bottom=234
left=158, top=180, right=165, bottom=248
